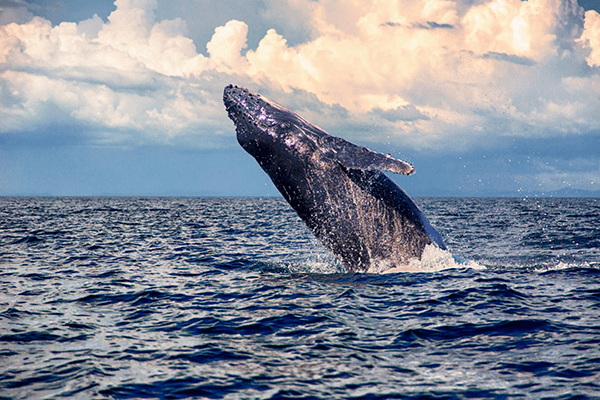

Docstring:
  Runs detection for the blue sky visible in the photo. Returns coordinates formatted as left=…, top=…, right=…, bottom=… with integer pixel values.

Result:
left=1, top=0, right=599, bottom=196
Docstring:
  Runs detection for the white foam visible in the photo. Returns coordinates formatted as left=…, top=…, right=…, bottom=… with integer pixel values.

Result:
left=377, top=244, right=485, bottom=274
left=280, top=243, right=484, bottom=274
left=533, top=261, right=591, bottom=272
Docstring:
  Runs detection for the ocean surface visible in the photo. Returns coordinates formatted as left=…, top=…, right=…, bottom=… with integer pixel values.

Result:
left=1, top=196, right=599, bottom=399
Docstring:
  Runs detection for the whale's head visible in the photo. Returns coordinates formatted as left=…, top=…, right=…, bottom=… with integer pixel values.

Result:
left=223, top=85, right=312, bottom=153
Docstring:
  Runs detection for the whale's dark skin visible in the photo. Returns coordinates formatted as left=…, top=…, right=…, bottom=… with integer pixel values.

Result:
left=223, top=84, right=446, bottom=272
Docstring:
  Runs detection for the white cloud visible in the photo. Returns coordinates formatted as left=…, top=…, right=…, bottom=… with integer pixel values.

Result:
left=238, top=0, right=600, bottom=146
left=206, top=20, right=249, bottom=73
left=0, top=0, right=599, bottom=151
left=0, top=1, right=222, bottom=145
left=580, top=9, right=600, bottom=67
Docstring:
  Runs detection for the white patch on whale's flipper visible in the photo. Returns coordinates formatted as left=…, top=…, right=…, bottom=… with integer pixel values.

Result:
left=376, top=244, right=485, bottom=273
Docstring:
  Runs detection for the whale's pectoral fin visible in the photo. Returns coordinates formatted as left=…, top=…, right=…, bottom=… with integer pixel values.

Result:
left=323, top=136, right=415, bottom=175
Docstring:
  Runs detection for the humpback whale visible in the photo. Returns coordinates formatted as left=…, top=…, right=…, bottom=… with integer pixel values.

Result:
left=223, top=84, right=446, bottom=272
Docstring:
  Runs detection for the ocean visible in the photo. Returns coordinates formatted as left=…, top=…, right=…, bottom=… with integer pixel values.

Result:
left=1, top=196, right=599, bottom=399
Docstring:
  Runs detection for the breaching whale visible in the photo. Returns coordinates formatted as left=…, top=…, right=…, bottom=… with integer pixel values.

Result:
left=223, top=84, right=446, bottom=272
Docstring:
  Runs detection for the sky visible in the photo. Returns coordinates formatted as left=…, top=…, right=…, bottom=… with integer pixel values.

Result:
left=0, top=0, right=599, bottom=197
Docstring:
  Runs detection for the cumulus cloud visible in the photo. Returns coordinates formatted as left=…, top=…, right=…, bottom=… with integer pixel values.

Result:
left=0, top=0, right=599, bottom=151
left=239, top=0, right=600, bottom=146
left=1, top=0, right=226, bottom=146
left=580, top=9, right=600, bottom=67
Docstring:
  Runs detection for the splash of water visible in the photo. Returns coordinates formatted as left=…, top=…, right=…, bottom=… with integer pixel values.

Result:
left=380, top=244, right=485, bottom=273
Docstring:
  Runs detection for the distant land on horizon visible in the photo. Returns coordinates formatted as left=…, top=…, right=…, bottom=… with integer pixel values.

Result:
left=412, top=187, right=600, bottom=198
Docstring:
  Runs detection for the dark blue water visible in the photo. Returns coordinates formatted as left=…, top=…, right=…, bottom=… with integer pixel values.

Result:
left=1, top=197, right=599, bottom=399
